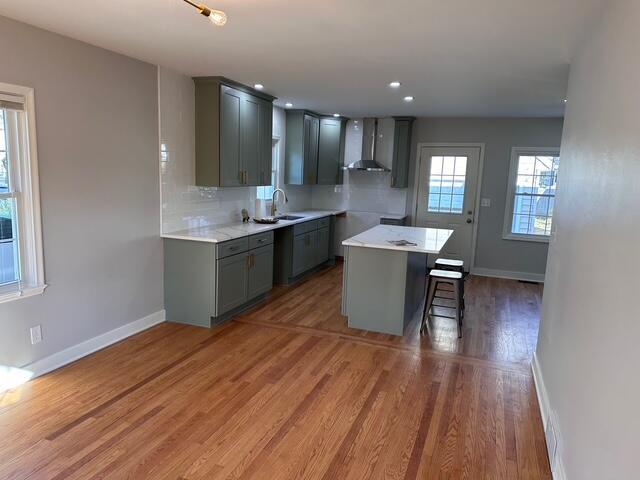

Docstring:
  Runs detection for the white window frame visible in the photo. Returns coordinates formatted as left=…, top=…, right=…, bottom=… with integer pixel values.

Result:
left=0, top=82, right=46, bottom=304
left=256, top=136, right=280, bottom=203
left=502, top=147, right=560, bottom=244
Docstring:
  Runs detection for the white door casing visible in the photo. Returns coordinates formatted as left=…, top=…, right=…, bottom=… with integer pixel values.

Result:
left=414, top=146, right=482, bottom=269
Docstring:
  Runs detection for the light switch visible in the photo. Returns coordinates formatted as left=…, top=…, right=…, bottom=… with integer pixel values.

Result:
left=481, top=198, right=491, bottom=207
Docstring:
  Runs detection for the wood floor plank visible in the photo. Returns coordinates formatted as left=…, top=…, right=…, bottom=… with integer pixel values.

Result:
left=0, top=264, right=551, bottom=479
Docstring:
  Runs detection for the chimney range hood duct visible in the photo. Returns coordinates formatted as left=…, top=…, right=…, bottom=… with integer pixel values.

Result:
left=345, top=118, right=390, bottom=171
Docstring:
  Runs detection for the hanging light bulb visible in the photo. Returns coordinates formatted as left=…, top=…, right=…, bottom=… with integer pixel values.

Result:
left=182, top=0, right=227, bottom=26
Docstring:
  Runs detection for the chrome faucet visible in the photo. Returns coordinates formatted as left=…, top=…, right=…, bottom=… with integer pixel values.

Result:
left=271, top=188, right=288, bottom=217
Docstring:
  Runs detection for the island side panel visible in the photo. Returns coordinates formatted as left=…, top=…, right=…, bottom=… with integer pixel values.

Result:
left=164, top=238, right=216, bottom=328
left=404, top=252, right=428, bottom=331
left=344, top=246, right=409, bottom=336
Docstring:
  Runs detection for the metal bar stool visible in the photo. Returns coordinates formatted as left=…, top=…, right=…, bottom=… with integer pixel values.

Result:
left=421, top=269, right=464, bottom=338
left=434, top=258, right=465, bottom=311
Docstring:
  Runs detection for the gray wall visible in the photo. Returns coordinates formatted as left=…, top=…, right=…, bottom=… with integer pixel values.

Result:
left=406, top=117, right=564, bottom=276
left=0, top=16, right=163, bottom=368
left=537, top=1, right=640, bottom=478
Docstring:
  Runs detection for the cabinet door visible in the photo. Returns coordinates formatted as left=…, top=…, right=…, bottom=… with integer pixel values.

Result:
left=391, top=118, right=414, bottom=188
left=217, top=252, right=248, bottom=315
left=259, top=99, right=273, bottom=186
left=305, top=230, right=320, bottom=271
left=220, top=86, right=243, bottom=187
left=316, top=226, right=330, bottom=265
left=292, top=233, right=308, bottom=277
left=317, top=118, right=342, bottom=185
left=241, top=93, right=261, bottom=186
left=303, top=114, right=319, bottom=184
left=248, top=245, right=274, bottom=299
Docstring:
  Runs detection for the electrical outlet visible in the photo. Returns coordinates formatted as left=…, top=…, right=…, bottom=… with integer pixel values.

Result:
left=30, top=325, right=42, bottom=345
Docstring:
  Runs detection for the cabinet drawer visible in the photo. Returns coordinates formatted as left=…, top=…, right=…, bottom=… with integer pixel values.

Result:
left=249, top=231, right=274, bottom=249
left=216, top=237, right=249, bottom=259
left=293, top=219, right=318, bottom=236
left=317, top=216, right=330, bottom=229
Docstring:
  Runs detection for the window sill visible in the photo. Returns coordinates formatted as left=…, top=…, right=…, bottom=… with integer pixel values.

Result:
left=0, top=284, right=47, bottom=305
left=503, top=233, right=550, bottom=244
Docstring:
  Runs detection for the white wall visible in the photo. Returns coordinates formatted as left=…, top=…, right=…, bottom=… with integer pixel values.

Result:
left=159, top=67, right=310, bottom=233
left=0, top=16, right=163, bottom=368
left=536, top=1, right=640, bottom=478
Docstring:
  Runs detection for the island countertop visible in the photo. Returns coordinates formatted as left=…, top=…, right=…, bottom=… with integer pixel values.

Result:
left=342, top=225, right=453, bottom=254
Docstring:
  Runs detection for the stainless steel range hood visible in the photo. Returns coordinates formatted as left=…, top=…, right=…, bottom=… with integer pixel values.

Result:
left=344, top=118, right=390, bottom=171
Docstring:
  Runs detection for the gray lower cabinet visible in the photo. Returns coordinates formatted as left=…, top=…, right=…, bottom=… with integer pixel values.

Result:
left=217, top=252, right=249, bottom=315
left=275, top=217, right=333, bottom=284
left=316, top=226, right=330, bottom=264
left=164, top=231, right=274, bottom=328
left=248, top=244, right=274, bottom=299
left=292, top=230, right=317, bottom=277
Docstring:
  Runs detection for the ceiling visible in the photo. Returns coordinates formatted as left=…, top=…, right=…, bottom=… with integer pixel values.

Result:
left=0, top=0, right=607, bottom=117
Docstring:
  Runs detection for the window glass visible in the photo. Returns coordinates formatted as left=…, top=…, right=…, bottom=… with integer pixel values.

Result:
left=427, top=156, right=468, bottom=214
left=0, top=109, right=19, bottom=285
left=509, top=153, right=559, bottom=237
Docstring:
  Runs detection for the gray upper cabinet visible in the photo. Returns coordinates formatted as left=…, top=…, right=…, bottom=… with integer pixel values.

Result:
left=219, top=86, right=242, bottom=186
left=285, top=110, right=320, bottom=185
left=195, top=77, right=275, bottom=187
left=259, top=100, right=273, bottom=186
left=317, top=117, right=346, bottom=185
left=390, top=117, right=415, bottom=188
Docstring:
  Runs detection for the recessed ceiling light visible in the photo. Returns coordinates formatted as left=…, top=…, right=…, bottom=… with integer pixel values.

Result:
left=333, top=113, right=340, bottom=117
left=389, top=81, right=402, bottom=88
left=563, top=98, right=568, bottom=103
left=403, top=96, right=414, bottom=102
left=285, top=102, right=293, bottom=108
left=254, top=83, right=264, bottom=90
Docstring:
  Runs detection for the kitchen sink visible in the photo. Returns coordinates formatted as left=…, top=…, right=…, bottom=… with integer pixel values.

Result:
left=277, top=215, right=304, bottom=221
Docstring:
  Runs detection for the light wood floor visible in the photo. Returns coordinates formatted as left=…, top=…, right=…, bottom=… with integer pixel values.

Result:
left=0, top=263, right=550, bottom=479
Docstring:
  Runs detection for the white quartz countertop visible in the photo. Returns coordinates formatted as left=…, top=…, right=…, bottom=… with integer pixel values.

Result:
left=161, top=210, right=346, bottom=243
left=342, top=225, right=454, bottom=254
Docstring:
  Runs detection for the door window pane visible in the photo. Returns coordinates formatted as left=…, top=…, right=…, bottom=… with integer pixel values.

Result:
left=427, top=156, right=468, bottom=214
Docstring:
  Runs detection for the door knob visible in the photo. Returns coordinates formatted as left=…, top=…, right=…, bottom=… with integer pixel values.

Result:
left=466, top=218, right=473, bottom=224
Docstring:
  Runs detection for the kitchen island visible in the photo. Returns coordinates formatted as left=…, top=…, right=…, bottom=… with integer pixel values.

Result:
left=341, top=225, right=453, bottom=336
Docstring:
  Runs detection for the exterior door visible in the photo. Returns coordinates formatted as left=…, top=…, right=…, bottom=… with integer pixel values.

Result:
left=415, top=146, right=481, bottom=269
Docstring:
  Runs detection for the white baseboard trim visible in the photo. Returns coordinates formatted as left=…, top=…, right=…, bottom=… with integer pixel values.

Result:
left=532, top=352, right=567, bottom=480
left=471, top=267, right=545, bottom=283
left=23, top=310, right=166, bottom=378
